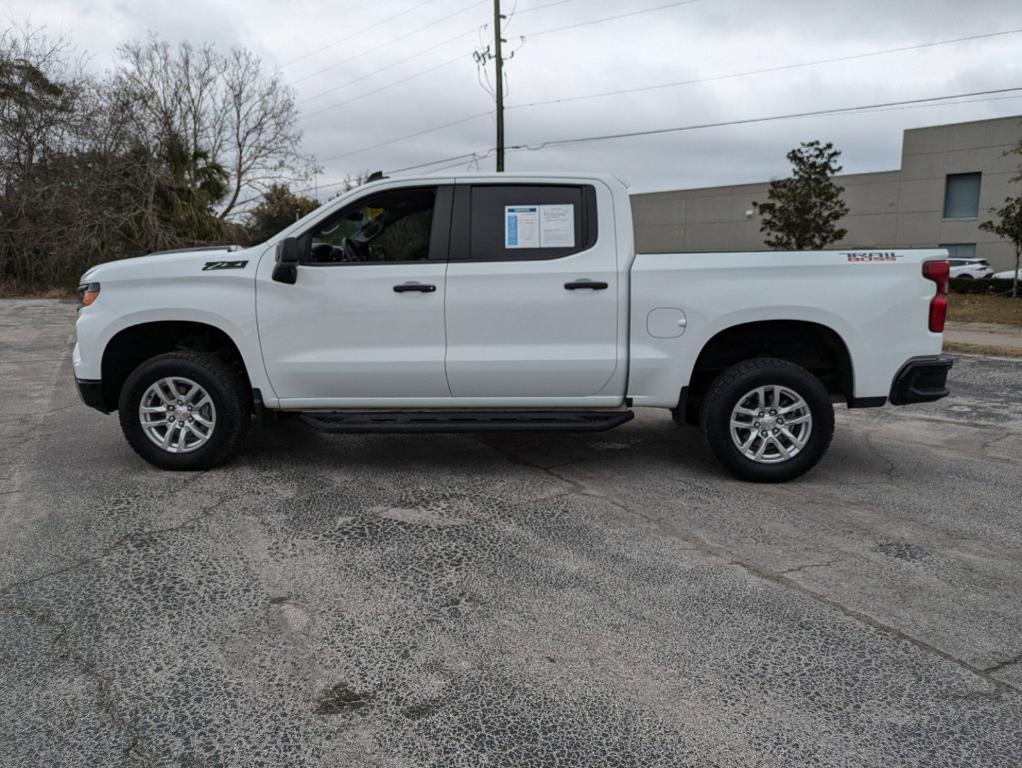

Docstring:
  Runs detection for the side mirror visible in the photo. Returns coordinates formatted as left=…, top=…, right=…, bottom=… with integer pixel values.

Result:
left=272, top=237, right=299, bottom=284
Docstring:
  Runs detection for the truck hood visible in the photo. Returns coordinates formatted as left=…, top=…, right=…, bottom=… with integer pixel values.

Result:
left=80, top=245, right=251, bottom=283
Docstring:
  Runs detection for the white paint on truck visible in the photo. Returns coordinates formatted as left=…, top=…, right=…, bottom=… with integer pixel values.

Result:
left=72, top=172, right=951, bottom=481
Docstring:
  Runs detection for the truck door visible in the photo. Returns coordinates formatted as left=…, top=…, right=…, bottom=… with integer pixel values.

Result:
left=443, top=182, right=621, bottom=400
left=256, top=183, right=453, bottom=405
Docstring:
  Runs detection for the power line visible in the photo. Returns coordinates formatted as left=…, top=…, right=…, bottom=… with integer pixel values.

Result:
left=515, top=0, right=587, bottom=15
left=232, top=151, right=484, bottom=211
left=525, top=0, right=704, bottom=37
left=318, top=111, right=492, bottom=164
left=239, top=87, right=1022, bottom=210
left=506, top=86, right=1022, bottom=153
left=291, top=0, right=487, bottom=85
left=388, top=152, right=485, bottom=174
left=423, top=149, right=497, bottom=173
left=280, top=0, right=435, bottom=68
left=301, top=27, right=479, bottom=103
left=305, top=88, right=1022, bottom=203
left=304, top=54, right=470, bottom=119
left=509, top=27, right=1022, bottom=110
left=307, top=89, right=1022, bottom=200
left=312, top=89, right=1022, bottom=176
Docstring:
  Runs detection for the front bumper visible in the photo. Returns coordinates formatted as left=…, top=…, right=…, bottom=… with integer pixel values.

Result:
left=889, top=355, right=953, bottom=405
left=76, top=378, right=111, bottom=413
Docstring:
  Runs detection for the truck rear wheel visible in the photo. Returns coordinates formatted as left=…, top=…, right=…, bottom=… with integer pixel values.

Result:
left=118, top=352, right=249, bottom=471
left=701, top=358, right=834, bottom=483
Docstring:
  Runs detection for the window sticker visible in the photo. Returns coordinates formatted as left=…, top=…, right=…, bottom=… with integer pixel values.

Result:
left=505, top=206, right=540, bottom=248
left=539, top=204, right=575, bottom=248
left=505, top=204, right=575, bottom=248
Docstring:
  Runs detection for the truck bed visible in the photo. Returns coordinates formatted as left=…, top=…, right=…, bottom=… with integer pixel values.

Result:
left=626, top=249, right=946, bottom=407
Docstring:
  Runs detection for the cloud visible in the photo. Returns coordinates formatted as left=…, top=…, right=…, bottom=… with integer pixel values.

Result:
left=6, top=0, right=1022, bottom=193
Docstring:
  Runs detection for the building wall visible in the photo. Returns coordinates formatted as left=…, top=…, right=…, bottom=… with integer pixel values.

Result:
left=631, top=115, right=1022, bottom=271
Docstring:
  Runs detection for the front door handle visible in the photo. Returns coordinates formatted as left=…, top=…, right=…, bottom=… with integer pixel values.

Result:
left=393, top=282, right=437, bottom=294
left=565, top=280, right=609, bottom=291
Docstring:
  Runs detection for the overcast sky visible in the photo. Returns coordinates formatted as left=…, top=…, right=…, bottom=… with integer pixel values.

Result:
left=9, top=0, right=1022, bottom=195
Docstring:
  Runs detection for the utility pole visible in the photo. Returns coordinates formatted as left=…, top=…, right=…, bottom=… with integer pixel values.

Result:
left=474, top=1, right=511, bottom=171
left=493, top=0, right=505, bottom=172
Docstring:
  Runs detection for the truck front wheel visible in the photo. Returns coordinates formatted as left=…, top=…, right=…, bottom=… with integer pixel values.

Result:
left=118, top=352, right=249, bottom=471
left=701, top=358, right=834, bottom=483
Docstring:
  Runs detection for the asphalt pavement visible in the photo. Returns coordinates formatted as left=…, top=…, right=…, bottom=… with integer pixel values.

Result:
left=2, top=299, right=1021, bottom=767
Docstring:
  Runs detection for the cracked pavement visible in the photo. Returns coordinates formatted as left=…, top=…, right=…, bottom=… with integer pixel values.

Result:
left=2, top=298, right=1022, bottom=766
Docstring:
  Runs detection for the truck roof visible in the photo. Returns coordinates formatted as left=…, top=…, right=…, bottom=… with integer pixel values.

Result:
left=375, top=171, right=632, bottom=189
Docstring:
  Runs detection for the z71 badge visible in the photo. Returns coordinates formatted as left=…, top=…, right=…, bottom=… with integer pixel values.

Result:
left=843, top=252, right=900, bottom=263
left=202, top=260, right=249, bottom=271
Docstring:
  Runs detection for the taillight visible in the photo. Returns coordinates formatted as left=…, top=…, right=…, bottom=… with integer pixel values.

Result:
left=922, top=260, right=949, bottom=333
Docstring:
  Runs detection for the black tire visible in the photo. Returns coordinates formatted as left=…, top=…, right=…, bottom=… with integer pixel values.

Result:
left=118, top=352, right=249, bottom=471
left=957, top=274, right=973, bottom=280
left=700, top=358, right=834, bottom=483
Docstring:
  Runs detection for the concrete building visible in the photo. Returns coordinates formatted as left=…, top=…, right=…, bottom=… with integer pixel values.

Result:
left=631, top=115, right=1022, bottom=270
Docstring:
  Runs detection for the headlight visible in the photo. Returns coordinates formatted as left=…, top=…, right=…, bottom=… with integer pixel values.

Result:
left=78, top=282, right=100, bottom=309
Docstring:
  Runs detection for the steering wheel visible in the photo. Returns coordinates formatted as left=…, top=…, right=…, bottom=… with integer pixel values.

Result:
left=341, top=238, right=363, bottom=263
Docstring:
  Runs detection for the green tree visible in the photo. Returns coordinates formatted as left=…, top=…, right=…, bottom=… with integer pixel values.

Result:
left=245, top=184, right=319, bottom=243
left=753, top=141, right=849, bottom=250
left=979, top=196, right=1022, bottom=298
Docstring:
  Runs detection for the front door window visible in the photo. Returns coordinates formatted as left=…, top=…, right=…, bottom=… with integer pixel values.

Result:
left=308, top=187, right=437, bottom=264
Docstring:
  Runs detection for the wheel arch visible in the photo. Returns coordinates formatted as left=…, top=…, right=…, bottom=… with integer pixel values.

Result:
left=678, top=319, right=854, bottom=424
left=100, top=321, right=253, bottom=413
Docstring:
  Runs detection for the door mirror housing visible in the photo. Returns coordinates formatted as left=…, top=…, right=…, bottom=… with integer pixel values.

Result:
left=272, top=237, right=299, bottom=284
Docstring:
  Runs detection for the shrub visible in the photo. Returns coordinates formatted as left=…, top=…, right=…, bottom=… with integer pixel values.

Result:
left=950, top=278, right=1022, bottom=296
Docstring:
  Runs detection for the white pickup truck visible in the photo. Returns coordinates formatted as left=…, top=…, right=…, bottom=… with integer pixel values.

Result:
left=73, top=173, right=952, bottom=482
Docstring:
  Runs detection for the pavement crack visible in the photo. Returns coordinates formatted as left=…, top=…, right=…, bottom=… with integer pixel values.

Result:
left=780, top=559, right=841, bottom=575
left=0, top=602, right=152, bottom=766
left=983, top=653, right=1022, bottom=674
left=495, top=445, right=1021, bottom=701
left=0, top=481, right=241, bottom=596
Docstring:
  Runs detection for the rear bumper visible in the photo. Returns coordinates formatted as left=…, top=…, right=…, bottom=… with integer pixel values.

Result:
left=889, top=355, right=953, bottom=405
left=75, top=378, right=111, bottom=413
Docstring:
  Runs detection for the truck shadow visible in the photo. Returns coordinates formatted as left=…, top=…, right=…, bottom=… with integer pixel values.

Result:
left=242, top=411, right=721, bottom=479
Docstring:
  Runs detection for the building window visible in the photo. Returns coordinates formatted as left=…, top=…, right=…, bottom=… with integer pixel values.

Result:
left=940, top=243, right=976, bottom=260
left=943, top=173, right=981, bottom=220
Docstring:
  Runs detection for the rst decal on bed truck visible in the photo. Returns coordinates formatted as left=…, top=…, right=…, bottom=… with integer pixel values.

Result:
left=72, top=172, right=952, bottom=482
left=844, top=252, right=901, bottom=262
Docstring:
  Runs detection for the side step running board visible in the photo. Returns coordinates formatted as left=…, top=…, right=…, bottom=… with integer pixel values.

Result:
left=299, top=410, right=635, bottom=434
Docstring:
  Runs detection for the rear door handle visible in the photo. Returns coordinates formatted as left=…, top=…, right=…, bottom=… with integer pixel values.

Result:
left=564, top=280, right=609, bottom=291
left=393, top=282, right=437, bottom=294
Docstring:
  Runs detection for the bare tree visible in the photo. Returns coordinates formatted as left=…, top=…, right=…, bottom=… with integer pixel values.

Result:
left=0, top=27, right=317, bottom=291
left=0, top=26, right=86, bottom=186
left=115, top=37, right=312, bottom=220
left=0, top=25, right=94, bottom=287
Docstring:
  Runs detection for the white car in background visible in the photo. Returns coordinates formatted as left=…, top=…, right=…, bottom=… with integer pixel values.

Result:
left=992, top=269, right=1022, bottom=280
left=949, top=258, right=994, bottom=279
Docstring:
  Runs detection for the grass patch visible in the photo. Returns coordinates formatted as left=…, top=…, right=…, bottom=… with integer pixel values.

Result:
left=948, top=293, right=1022, bottom=326
left=944, top=341, right=1022, bottom=359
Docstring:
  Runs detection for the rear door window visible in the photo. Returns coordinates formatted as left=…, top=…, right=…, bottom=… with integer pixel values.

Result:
left=459, top=184, right=598, bottom=261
